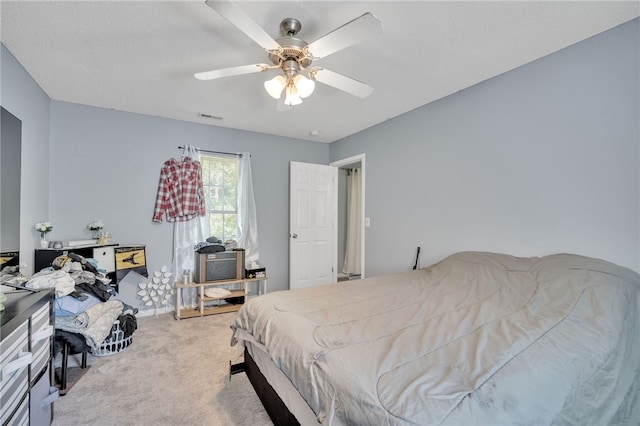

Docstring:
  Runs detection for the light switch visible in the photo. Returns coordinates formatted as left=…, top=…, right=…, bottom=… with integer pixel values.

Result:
left=365, top=217, right=371, bottom=227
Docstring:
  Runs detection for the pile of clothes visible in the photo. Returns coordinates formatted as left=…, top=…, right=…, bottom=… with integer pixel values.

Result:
left=26, top=252, right=137, bottom=355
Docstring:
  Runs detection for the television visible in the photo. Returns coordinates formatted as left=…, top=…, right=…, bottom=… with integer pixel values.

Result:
left=194, top=250, right=244, bottom=283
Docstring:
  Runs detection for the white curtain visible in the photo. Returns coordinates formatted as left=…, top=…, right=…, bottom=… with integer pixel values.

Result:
left=236, top=152, right=259, bottom=268
left=172, top=144, right=205, bottom=308
left=342, top=168, right=362, bottom=275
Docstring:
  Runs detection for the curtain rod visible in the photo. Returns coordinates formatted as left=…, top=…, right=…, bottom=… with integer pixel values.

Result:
left=178, top=146, right=243, bottom=158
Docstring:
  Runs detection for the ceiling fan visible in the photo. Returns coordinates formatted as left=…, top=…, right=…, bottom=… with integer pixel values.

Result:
left=195, top=0, right=383, bottom=106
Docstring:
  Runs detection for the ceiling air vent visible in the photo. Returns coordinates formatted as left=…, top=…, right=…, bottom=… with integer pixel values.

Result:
left=198, top=113, right=223, bottom=120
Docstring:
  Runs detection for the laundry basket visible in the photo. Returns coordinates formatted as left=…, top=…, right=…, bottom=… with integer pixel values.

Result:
left=92, top=321, right=132, bottom=357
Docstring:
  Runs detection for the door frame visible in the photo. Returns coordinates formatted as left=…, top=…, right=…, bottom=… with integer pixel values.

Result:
left=330, top=153, right=366, bottom=279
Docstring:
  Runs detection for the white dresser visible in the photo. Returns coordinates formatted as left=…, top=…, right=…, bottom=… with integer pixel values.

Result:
left=1, top=286, right=56, bottom=426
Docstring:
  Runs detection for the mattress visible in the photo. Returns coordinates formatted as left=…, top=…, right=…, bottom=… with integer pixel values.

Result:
left=231, top=252, right=640, bottom=425
left=245, top=340, right=318, bottom=425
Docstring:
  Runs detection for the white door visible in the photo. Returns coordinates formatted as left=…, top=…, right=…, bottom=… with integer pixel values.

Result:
left=289, top=161, right=337, bottom=290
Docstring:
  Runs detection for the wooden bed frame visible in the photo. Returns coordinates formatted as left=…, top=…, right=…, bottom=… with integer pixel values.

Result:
left=231, top=347, right=300, bottom=426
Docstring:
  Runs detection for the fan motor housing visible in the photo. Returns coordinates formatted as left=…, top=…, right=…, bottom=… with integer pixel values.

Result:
left=269, top=18, right=312, bottom=67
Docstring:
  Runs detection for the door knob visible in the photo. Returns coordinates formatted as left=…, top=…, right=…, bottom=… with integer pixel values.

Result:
left=291, top=233, right=298, bottom=239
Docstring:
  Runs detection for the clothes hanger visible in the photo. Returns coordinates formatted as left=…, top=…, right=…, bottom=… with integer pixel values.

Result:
left=180, top=144, right=189, bottom=160
left=181, top=144, right=197, bottom=161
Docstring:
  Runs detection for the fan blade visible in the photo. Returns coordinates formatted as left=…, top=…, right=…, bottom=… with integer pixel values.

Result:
left=306, top=12, right=382, bottom=59
left=195, top=63, right=269, bottom=80
left=205, top=0, right=280, bottom=51
left=312, top=68, right=373, bottom=98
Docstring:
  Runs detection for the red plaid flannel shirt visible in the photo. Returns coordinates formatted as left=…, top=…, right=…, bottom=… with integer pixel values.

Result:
left=153, top=157, right=205, bottom=222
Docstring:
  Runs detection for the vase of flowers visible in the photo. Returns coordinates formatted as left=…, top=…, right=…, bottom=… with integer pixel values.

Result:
left=35, top=222, right=53, bottom=248
left=87, top=220, right=104, bottom=239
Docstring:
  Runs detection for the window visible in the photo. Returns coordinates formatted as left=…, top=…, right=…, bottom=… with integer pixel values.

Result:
left=200, top=154, right=238, bottom=241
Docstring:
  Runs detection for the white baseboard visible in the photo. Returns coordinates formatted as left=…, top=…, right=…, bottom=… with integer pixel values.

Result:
left=136, top=306, right=174, bottom=317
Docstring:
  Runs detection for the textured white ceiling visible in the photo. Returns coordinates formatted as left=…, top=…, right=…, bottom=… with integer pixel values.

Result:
left=1, top=1, right=638, bottom=143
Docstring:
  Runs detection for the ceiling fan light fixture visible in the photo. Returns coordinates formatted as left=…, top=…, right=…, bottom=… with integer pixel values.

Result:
left=294, top=74, right=315, bottom=98
left=284, top=85, right=303, bottom=106
left=196, top=7, right=382, bottom=108
left=264, top=75, right=287, bottom=99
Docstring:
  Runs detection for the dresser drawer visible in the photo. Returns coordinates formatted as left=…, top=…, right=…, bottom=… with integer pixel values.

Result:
left=7, top=393, right=29, bottom=426
left=93, top=246, right=116, bottom=273
left=1, top=321, right=30, bottom=425
left=30, top=302, right=53, bottom=380
left=30, top=366, right=57, bottom=426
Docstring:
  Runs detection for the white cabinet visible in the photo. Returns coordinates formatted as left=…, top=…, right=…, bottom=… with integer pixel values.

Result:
left=0, top=289, right=56, bottom=425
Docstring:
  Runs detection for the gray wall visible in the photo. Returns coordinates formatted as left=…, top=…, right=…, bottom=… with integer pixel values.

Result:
left=1, top=45, right=51, bottom=270
left=48, top=101, right=329, bottom=309
left=331, top=18, right=640, bottom=275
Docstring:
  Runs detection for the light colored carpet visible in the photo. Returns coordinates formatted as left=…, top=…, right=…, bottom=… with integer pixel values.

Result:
left=52, top=312, right=273, bottom=426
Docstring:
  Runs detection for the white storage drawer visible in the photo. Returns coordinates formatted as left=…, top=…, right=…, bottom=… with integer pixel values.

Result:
left=93, top=246, right=116, bottom=273
left=7, top=394, right=29, bottom=426
left=30, top=302, right=53, bottom=380
left=30, top=366, right=57, bottom=426
left=1, top=321, right=30, bottom=425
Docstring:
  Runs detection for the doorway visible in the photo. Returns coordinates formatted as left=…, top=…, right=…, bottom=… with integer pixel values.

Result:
left=331, top=154, right=365, bottom=281
left=288, top=155, right=366, bottom=290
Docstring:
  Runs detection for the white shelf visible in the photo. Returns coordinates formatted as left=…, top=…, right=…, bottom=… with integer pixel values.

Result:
left=174, top=276, right=267, bottom=320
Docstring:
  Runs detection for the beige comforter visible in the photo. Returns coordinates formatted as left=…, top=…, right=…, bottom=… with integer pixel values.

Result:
left=231, top=252, right=640, bottom=425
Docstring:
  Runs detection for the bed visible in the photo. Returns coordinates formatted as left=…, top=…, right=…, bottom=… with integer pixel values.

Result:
left=230, top=251, right=640, bottom=425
